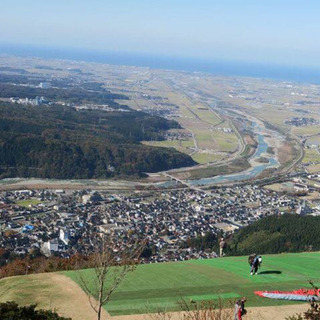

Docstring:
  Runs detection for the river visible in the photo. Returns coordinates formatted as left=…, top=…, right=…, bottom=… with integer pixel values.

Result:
left=185, top=122, right=279, bottom=186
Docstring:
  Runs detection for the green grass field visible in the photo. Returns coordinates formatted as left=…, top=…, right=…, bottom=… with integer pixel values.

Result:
left=65, top=252, right=320, bottom=316
left=15, top=199, right=42, bottom=208
left=292, top=126, right=320, bottom=136
left=192, top=107, right=221, bottom=126
left=0, top=275, right=60, bottom=306
left=303, top=148, right=320, bottom=163
left=213, top=131, right=239, bottom=152
left=191, top=153, right=224, bottom=164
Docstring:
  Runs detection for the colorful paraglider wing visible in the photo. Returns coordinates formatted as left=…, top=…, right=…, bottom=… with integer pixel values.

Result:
left=255, top=289, right=320, bottom=301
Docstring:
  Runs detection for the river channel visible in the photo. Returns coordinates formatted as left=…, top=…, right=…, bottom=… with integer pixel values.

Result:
left=186, top=122, right=279, bottom=186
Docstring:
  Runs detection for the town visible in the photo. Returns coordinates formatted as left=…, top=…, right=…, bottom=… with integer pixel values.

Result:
left=1, top=174, right=319, bottom=264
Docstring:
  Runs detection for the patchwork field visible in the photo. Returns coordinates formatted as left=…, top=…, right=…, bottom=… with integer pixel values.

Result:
left=138, top=84, right=240, bottom=165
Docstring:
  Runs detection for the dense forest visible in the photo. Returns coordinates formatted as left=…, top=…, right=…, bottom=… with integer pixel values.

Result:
left=226, top=214, right=320, bottom=255
left=0, top=102, right=196, bottom=179
left=184, top=232, right=220, bottom=251
left=183, top=214, right=320, bottom=256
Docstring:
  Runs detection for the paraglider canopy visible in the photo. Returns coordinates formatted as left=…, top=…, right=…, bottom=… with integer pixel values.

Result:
left=255, top=289, right=320, bottom=301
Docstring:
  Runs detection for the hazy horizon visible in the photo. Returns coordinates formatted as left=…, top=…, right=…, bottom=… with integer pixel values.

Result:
left=1, top=0, right=320, bottom=69
left=2, top=43, right=320, bottom=84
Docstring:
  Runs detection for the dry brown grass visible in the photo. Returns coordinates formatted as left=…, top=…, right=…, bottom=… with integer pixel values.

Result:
left=0, top=273, right=110, bottom=320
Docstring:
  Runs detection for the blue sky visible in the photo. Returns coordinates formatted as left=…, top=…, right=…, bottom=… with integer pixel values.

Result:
left=1, top=0, right=320, bottom=67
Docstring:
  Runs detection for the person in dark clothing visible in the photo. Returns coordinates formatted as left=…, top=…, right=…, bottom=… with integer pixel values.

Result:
left=240, top=297, right=247, bottom=316
left=250, top=255, right=262, bottom=275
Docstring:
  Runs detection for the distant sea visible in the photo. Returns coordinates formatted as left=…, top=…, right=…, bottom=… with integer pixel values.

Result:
left=1, top=44, right=320, bottom=84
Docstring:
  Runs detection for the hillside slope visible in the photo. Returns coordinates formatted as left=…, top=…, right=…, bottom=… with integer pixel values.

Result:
left=0, top=102, right=196, bottom=178
left=1, top=252, right=317, bottom=317
left=0, top=273, right=107, bottom=320
left=226, top=214, right=320, bottom=255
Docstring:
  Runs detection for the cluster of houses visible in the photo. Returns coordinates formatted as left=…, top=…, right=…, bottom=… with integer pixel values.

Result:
left=217, top=127, right=233, bottom=133
left=0, top=183, right=317, bottom=263
left=73, top=104, right=129, bottom=112
left=163, top=130, right=193, bottom=142
left=285, top=117, right=318, bottom=127
left=10, top=96, right=48, bottom=106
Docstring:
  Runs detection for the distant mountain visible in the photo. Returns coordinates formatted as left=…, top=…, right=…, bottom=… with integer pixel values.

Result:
left=226, top=214, right=320, bottom=255
left=0, top=102, right=196, bottom=179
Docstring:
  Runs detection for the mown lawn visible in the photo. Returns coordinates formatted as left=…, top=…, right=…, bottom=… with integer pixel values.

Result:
left=65, top=252, right=320, bottom=316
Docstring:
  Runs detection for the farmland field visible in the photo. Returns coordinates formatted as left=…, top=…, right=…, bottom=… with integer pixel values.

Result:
left=303, top=148, right=320, bottom=163
left=63, top=252, right=320, bottom=316
left=292, top=126, right=320, bottom=137
left=139, top=84, right=241, bottom=168
left=191, top=153, right=224, bottom=164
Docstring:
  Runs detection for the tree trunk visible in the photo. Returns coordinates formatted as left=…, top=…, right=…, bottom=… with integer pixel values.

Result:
left=97, top=279, right=104, bottom=320
left=97, top=305, right=102, bottom=320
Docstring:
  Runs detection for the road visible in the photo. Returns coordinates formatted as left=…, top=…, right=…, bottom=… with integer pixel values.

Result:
left=162, top=173, right=206, bottom=193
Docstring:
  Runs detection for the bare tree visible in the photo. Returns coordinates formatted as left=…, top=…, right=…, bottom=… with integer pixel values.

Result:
left=146, top=298, right=234, bottom=320
left=177, top=298, right=234, bottom=320
left=76, top=235, right=145, bottom=320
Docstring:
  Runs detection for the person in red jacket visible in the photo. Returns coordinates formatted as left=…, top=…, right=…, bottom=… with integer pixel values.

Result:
left=234, top=300, right=242, bottom=320
left=234, top=297, right=247, bottom=319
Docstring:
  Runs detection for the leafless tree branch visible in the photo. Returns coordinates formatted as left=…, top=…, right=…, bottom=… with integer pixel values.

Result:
left=75, top=235, right=146, bottom=320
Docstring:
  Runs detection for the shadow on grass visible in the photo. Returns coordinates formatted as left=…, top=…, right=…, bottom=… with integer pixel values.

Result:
left=259, top=270, right=282, bottom=275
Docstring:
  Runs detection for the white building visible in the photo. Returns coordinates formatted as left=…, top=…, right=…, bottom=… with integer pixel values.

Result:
left=42, top=239, right=59, bottom=256
left=59, top=228, right=70, bottom=245
left=39, top=82, right=51, bottom=89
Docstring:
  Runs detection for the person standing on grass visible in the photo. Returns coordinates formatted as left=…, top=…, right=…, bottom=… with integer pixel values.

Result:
left=234, top=300, right=242, bottom=320
left=219, top=237, right=226, bottom=257
left=250, top=255, right=262, bottom=275
left=240, top=297, right=247, bottom=316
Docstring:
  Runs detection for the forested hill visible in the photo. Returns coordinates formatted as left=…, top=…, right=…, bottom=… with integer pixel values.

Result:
left=0, top=102, right=196, bottom=179
left=226, top=214, right=320, bottom=255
